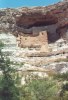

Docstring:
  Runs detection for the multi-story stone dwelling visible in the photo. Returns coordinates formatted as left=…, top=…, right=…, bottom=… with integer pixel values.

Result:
left=16, top=30, right=49, bottom=52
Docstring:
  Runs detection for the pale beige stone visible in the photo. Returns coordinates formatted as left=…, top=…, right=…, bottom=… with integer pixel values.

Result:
left=16, top=31, right=49, bottom=52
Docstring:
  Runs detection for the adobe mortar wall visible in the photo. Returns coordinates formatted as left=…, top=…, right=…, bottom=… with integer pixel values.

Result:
left=17, top=31, right=49, bottom=52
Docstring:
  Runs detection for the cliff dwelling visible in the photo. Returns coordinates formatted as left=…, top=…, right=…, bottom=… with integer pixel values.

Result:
left=16, top=22, right=60, bottom=52
left=17, top=30, right=49, bottom=52
left=16, top=11, right=61, bottom=51
left=15, top=1, right=68, bottom=50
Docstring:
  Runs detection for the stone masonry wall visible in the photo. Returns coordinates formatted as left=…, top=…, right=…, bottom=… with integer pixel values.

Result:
left=17, top=31, right=48, bottom=51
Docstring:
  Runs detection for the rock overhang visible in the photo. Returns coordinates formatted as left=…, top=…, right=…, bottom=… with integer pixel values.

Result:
left=16, top=11, right=58, bottom=28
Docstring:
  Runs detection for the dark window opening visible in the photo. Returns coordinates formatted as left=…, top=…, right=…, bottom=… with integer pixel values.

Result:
left=42, top=33, right=44, bottom=35
left=25, top=38, right=27, bottom=40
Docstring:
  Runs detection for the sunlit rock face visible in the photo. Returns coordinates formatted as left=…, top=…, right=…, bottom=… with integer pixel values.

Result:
left=0, top=33, right=29, bottom=63
left=0, top=33, right=17, bottom=55
left=0, top=33, right=17, bottom=47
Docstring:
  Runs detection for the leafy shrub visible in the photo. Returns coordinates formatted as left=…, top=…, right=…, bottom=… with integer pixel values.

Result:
left=0, top=41, right=4, bottom=48
left=20, top=79, right=59, bottom=100
left=53, top=72, right=68, bottom=81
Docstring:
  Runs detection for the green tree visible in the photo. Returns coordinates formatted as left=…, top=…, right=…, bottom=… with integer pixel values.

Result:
left=0, top=49, right=19, bottom=100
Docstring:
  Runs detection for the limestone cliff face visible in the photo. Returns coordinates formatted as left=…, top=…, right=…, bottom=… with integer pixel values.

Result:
left=0, top=0, right=68, bottom=42
left=0, top=1, right=68, bottom=74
